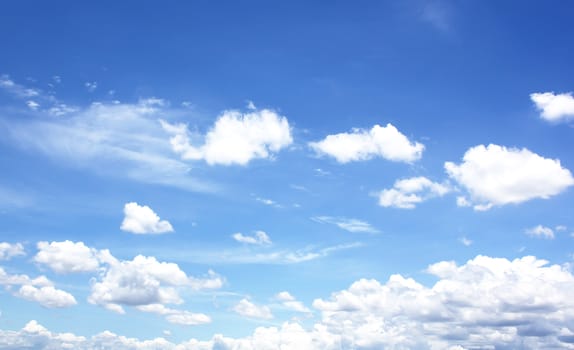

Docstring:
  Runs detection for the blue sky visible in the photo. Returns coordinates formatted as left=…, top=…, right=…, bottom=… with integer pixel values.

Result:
left=1, top=1, right=574, bottom=349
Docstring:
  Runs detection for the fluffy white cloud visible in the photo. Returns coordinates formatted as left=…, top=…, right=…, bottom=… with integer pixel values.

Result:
left=531, top=92, right=574, bottom=122
left=233, top=298, right=273, bottom=320
left=34, top=240, right=104, bottom=273
left=378, top=176, right=450, bottom=209
left=0, top=267, right=76, bottom=308
left=0, top=242, right=25, bottom=260
left=0, top=75, right=40, bottom=98
left=275, top=291, right=311, bottom=313
left=309, top=123, right=424, bottom=163
left=161, top=109, right=292, bottom=166
left=88, top=254, right=223, bottom=314
left=17, top=285, right=77, bottom=308
left=4, top=254, right=574, bottom=349
left=120, top=202, right=174, bottom=234
left=445, top=144, right=574, bottom=210
left=525, top=225, right=555, bottom=239
left=311, top=216, right=378, bottom=233
left=232, top=231, right=272, bottom=245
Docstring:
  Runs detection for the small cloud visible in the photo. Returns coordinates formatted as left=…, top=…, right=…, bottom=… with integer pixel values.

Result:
left=181, top=101, right=193, bottom=109
left=85, top=81, right=97, bottom=92
left=233, top=298, right=273, bottom=320
left=52, top=76, right=61, bottom=84
left=314, top=168, right=331, bottom=176
left=459, top=237, right=473, bottom=246
left=255, top=196, right=281, bottom=208
left=312, top=216, right=378, bottom=233
left=555, top=225, right=567, bottom=232
left=120, top=202, right=174, bottom=234
left=26, top=100, right=40, bottom=110
left=232, top=231, right=272, bottom=245
left=274, top=291, right=311, bottom=313
left=525, top=225, right=555, bottom=239
left=530, top=92, right=574, bottom=123
left=246, top=100, right=256, bottom=110
left=0, top=242, right=25, bottom=260
left=377, top=176, right=450, bottom=209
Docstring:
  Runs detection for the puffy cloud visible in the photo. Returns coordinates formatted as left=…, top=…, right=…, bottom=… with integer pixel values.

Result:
left=17, top=285, right=77, bottom=308
left=531, top=92, right=574, bottom=123
left=4, top=255, right=574, bottom=349
left=137, top=304, right=211, bottom=326
left=161, top=108, right=292, bottom=166
left=120, top=202, right=174, bottom=234
left=311, top=216, right=378, bottom=233
left=377, top=176, right=450, bottom=209
left=275, top=291, right=311, bottom=313
left=34, top=240, right=103, bottom=273
left=445, top=144, right=574, bottom=210
left=233, top=298, right=273, bottom=320
left=232, top=231, right=272, bottom=245
left=525, top=225, right=555, bottom=239
left=0, top=242, right=25, bottom=260
left=88, top=254, right=223, bottom=314
left=0, top=267, right=76, bottom=308
left=309, top=123, right=424, bottom=163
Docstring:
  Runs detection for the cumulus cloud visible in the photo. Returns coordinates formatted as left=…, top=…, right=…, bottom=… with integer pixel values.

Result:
left=309, top=123, right=424, bottom=163
left=445, top=144, right=574, bottom=210
left=0, top=242, right=25, bottom=260
left=34, top=240, right=105, bottom=273
left=0, top=267, right=76, bottom=308
left=275, top=291, right=311, bottom=313
left=137, top=304, right=211, bottom=326
left=88, top=254, right=223, bottom=314
left=525, top=225, right=555, bottom=239
left=311, top=216, right=378, bottom=233
left=233, top=299, right=273, bottom=320
left=161, top=108, right=292, bottom=166
left=531, top=92, right=574, bottom=123
left=377, top=176, right=450, bottom=209
left=232, top=231, right=272, bottom=245
left=120, top=202, right=174, bottom=234
left=4, top=254, right=574, bottom=349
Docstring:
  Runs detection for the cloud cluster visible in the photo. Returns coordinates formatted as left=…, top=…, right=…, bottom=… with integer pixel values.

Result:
left=0, top=242, right=25, bottom=260
left=309, top=123, right=424, bottom=163
left=446, top=144, right=574, bottom=210
left=34, top=240, right=106, bottom=273
left=3, top=254, right=574, bottom=349
left=232, top=231, right=272, bottom=245
left=120, top=202, right=174, bottom=234
left=311, top=216, right=378, bottom=233
left=161, top=109, right=293, bottom=166
left=531, top=92, right=574, bottom=123
left=378, top=176, right=450, bottom=209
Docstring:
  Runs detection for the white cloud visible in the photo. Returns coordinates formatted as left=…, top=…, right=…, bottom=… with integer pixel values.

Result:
left=17, top=285, right=77, bottom=308
left=254, top=196, right=281, bottom=207
left=275, top=292, right=311, bottom=313
left=85, top=81, right=97, bottom=92
left=0, top=267, right=76, bottom=308
left=232, top=231, right=272, bottom=245
left=311, top=216, right=378, bottom=233
left=233, top=298, right=273, bottom=320
left=121, top=202, right=174, bottom=234
left=525, top=225, right=555, bottom=239
left=0, top=242, right=25, bottom=260
left=4, top=254, right=574, bottom=349
left=459, top=237, right=473, bottom=246
left=26, top=100, right=40, bottom=110
left=88, top=254, right=223, bottom=314
left=34, top=240, right=103, bottom=273
left=161, top=108, right=292, bottom=166
left=555, top=225, right=567, bottom=232
left=377, top=176, right=450, bottom=209
left=0, top=75, right=40, bottom=98
left=137, top=304, right=211, bottom=326
left=445, top=144, right=574, bottom=210
left=309, top=123, right=424, bottom=163
left=531, top=92, right=574, bottom=122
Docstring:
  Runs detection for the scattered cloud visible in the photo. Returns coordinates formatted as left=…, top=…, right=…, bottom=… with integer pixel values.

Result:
left=120, top=202, right=174, bottom=234
left=232, top=231, right=272, bottom=245
left=4, top=255, right=574, bottom=348
left=0, top=242, right=25, bottom=260
left=137, top=304, right=211, bottom=326
left=0, top=75, right=40, bottom=98
left=377, top=176, right=450, bottom=209
left=26, top=100, right=39, bottom=110
left=309, top=123, right=424, bottom=163
left=555, top=225, right=567, bottom=232
left=233, top=298, right=273, bottom=320
left=445, top=144, right=574, bottom=210
left=0, top=267, right=76, bottom=308
left=85, top=81, right=98, bottom=92
left=525, top=225, right=555, bottom=239
left=275, top=291, right=311, bottom=313
left=531, top=92, right=574, bottom=123
left=459, top=237, right=473, bottom=246
left=255, top=196, right=281, bottom=208
left=311, top=216, right=378, bottom=233
left=34, top=240, right=106, bottom=273
left=161, top=108, right=292, bottom=166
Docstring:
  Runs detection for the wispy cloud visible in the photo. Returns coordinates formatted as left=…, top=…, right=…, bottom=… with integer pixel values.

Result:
left=312, top=216, right=378, bottom=233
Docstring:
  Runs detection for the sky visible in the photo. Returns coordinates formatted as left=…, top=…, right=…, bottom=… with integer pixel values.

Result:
left=1, top=1, right=574, bottom=349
